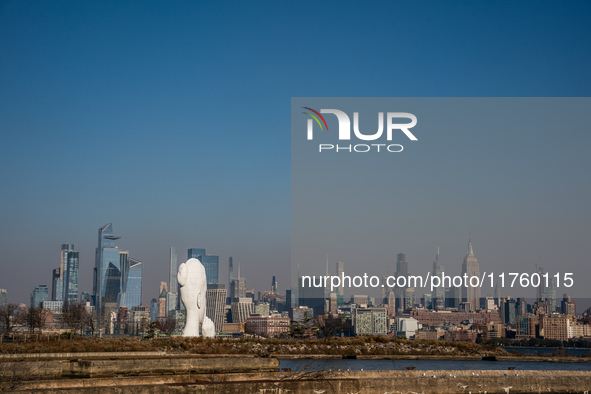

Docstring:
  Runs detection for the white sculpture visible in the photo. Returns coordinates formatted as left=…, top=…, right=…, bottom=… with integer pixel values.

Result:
left=177, top=258, right=215, bottom=337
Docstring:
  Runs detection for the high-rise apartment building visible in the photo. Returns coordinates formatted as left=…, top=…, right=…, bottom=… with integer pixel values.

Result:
left=461, top=236, right=480, bottom=312
left=62, top=248, right=79, bottom=304
left=30, top=285, right=49, bottom=308
left=206, top=284, right=227, bottom=332
left=93, top=223, right=122, bottom=311
left=188, top=248, right=219, bottom=285
left=169, top=247, right=178, bottom=299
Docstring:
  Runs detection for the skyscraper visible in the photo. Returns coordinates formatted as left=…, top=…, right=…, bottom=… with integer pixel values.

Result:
left=227, top=257, right=234, bottom=304
left=271, top=276, right=277, bottom=293
left=93, top=223, right=122, bottom=312
left=395, top=253, right=408, bottom=312
left=62, top=248, right=79, bottom=304
left=30, top=285, right=48, bottom=308
left=53, top=244, right=74, bottom=302
left=169, top=247, right=177, bottom=296
left=432, top=248, right=445, bottom=310
left=188, top=248, right=219, bottom=285
left=461, top=236, right=480, bottom=312
left=336, top=261, right=344, bottom=297
left=0, top=289, right=7, bottom=308
left=230, top=261, right=246, bottom=301
left=51, top=268, right=61, bottom=301
left=120, top=258, right=143, bottom=309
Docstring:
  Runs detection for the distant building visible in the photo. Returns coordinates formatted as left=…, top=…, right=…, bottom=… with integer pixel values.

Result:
left=42, top=300, right=63, bottom=314
left=395, top=316, right=420, bottom=339
left=486, top=321, right=505, bottom=339
left=51, top=268, right=61, bottom=301
left=165, top=292, right=177, bottom=315
left=157, top=289, right=167, bottom=319
left=271, top=276, right=277, bottom=293
left=561, top=295, right=576, bottom=316
left=93, top=223, right=122, bottom=312
left=0, top=289, right=7, bottom=308
left=62, top=248, right=79, bottom=304
left=80, top=291, right=91, bottom=305
left=149, top=298, right=158, bottom=322
left=130, top=305, right=150, bottom=335
left=404, top=288, right=415, bottom=311
left=461, top=236, right=480, bottom=312
left=222, top=322, right=245, bottom=334
left=444, top=329, right=477, bottom=342
left=30, top=285, right=49, bottom=308
left=543, top=315, right=571, bottom=341
left=291, top=306, right=314, bottom=322
left=354, top=307, right=387, bottom=336
left=432, top=248, right=445, bottom=309
left=169, top=247, right=178, bottom=304
left=246, top=315, right=290, bottom=337
left=206, top=284, right=227, bottom=332
left=516, top=314, right=538, bottom=339
left=336, top=262, right=344, bottom=297
left=231, top=297, right=254, bottom=323
left=501, top=298, right=517, bottom=326
left=352, top=295, right=368, bottom=306
left=120, top=258, right=143, bottom=309
left=298, top=279, right=324, bottom=317
left=410, top=309, right=501, bottom=327
left=254, top=303, right=270, bottom=317
left=188, top=248, right=219, bottom=285
left=394, top=253, right=408, bottom=312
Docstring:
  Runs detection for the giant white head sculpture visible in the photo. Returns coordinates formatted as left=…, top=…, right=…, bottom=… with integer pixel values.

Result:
left=177, top=258, right=215, bottom=337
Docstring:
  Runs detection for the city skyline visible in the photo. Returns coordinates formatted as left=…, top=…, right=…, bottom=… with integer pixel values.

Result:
left=2, top=225, right=591, bottom=311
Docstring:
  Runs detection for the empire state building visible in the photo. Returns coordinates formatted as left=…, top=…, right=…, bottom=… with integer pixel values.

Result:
left=461, top=236, right=480, bottom=312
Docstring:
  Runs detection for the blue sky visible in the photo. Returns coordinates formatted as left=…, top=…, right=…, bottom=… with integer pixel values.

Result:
left=1, top=1, right=590, bottom=304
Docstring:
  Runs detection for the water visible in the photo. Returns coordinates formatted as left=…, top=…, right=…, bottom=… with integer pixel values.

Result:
left=280, top=358, right=591, bottom=372
left=503, top=346, right=591, bottom=356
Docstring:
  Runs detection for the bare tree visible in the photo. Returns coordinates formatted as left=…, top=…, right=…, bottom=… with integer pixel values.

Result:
left=154, top=315, right=178, bottom=337
left=25, top=306, right=47, bottom=334
left=84, top=308, right=98, bottom=337
left=315, top=312, right=350, bottom=342
left=0, top=304, right=18, bottom=337
left=61, top=302, right=86, bottom=339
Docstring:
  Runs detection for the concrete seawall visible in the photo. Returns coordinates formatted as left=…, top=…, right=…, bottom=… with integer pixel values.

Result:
left=3, top=354, right=591, bottom=393
left=9, top=370, right=591, bottom=393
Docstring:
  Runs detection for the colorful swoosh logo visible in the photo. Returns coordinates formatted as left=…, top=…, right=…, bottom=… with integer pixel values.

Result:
left=302, top=107, right=329, bottom=131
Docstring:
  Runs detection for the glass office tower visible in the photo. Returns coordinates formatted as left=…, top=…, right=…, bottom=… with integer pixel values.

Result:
left=187, top=248, right=219, bottom=285
left=30, top=284, right=49, bottom=308
left=121, top=258, right=143, bottom=309
left=93, top=223, right=121, bottom=311
left=62, top=250, right=79, bottom=304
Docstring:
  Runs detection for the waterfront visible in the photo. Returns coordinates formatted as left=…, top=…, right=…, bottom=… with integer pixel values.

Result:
left=503, top=346, right=591, bottom=356
left=280, top=358, right=591, bottom=371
